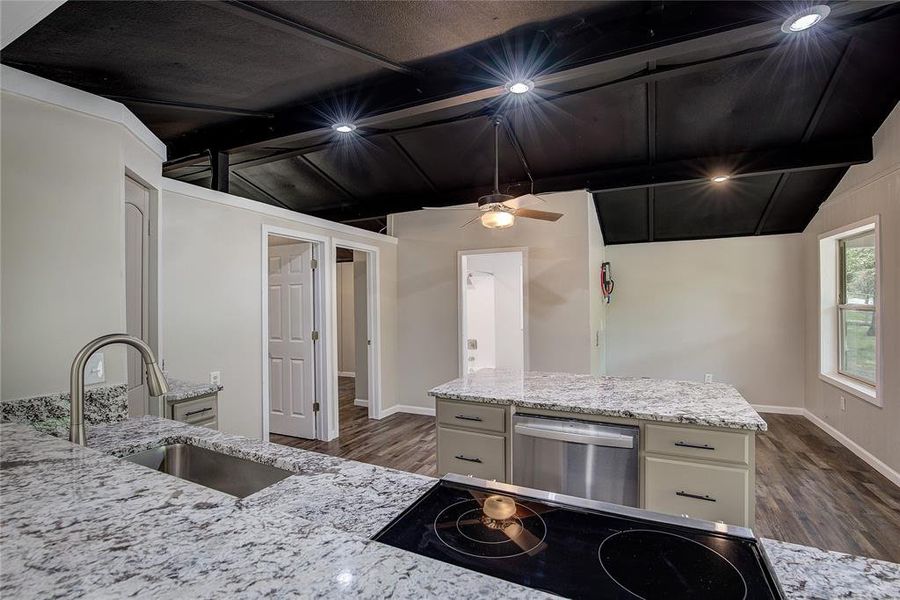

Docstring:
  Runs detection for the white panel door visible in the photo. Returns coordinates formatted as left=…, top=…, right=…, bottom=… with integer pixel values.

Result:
left=268, top=243, right=316, bottom=438
left=124, top=177, right=150, bottom=416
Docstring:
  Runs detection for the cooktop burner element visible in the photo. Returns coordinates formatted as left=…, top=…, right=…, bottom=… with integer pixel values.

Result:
left=374, top=475, right=783, bottom=600
left=599, top=529, right=748, bottom=600
left=434, top=496, right=547, bottom=559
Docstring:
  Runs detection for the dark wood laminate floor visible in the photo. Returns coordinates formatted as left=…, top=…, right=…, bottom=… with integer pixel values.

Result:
left=271, top=377, right=436, bottom=476
left=755, top=412, right=900, bottom=562
left=272, top=384, right=900, bottom=562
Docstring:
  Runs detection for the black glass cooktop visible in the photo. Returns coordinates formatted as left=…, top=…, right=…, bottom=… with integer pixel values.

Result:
left=373, top=477, right=783, bottom=600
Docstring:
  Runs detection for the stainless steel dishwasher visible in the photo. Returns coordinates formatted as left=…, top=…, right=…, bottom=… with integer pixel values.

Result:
left=513, top=413, right=639, bottom=507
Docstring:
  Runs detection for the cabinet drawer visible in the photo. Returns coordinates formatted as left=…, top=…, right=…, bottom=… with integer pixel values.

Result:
left=645, top=456, right=750, bottom=526
left=172, top=395, right=217, bottom=424
left=437, top=399, right=506, bottom=433
left=438, top=426, right=506, bottom=481
left=645, top=423, right=749, bottom=465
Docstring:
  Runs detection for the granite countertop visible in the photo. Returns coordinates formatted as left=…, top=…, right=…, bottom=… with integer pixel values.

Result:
left=4, top=416, right=898, bottom=598
left=430, top=369, right=767, bottom=431
left=1, top=419, right=546, bottom=599
left=162, top=377, right=223, bottom=403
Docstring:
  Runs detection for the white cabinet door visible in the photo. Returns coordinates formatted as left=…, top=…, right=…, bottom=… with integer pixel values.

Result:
left=268, top=243, right=316, bottom=439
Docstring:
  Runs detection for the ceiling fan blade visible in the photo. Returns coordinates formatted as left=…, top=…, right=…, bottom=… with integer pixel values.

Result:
left=423, top=204, right=480, bottom=211
left=514, top=208, right=563, bottom=222
left=459, top=213, right=484, bottom=228
left=502, top=194, right=544, bottom=209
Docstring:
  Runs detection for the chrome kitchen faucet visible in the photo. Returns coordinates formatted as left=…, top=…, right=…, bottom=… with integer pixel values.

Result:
left=69, top=334, right=169, bottom=445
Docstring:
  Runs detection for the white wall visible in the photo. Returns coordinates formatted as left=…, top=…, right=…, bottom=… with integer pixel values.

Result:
left=160, top=180, right=399, bottom=439
left=588, top=200, right=607, bottom=375
left=802, top=102, right=900, bottom=476
left=606, top=234, right=806, bottom=409
left=1, top=69, right=164, bottom=400
left=389, top=190, right=600, bottom=410
left=1, top=1, right=66, bottom=49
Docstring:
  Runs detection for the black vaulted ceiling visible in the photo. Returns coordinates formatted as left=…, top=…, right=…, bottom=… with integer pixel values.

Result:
left=4, top=1, right=899, bottom=242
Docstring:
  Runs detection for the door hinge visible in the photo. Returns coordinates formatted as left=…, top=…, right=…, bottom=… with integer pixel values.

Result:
left=313, top=402, right=321, bottom=412
left=311, top=330, right=320, bottom=341
left=310, top=258, right=318, bottom=270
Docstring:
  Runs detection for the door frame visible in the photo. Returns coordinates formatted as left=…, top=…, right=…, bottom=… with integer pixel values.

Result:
left=458, top=247, right=529, bottom=378
left=261, top=225, right=330, bottom=442
left=330, top=237, right=384, bottom=437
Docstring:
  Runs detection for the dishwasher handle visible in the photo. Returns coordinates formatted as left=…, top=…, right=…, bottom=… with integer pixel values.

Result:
left=514, top=423, right=634, bottom=449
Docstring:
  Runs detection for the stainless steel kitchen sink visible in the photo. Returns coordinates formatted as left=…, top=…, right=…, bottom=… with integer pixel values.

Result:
left=123, top=443, right=292, bottom=498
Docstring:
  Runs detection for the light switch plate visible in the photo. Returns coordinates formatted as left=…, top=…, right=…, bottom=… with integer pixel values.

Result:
left=85, top=352, right=105, bottom=385
left=209, top=371, right=222, bottom=386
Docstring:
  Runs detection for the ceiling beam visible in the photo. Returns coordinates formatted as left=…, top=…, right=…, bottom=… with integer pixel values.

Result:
left=307, top=137, right=873, bottom=223
left=102, top=95, right=273, bottom=118
left=584, top=137, right=872, bottom=193
left=167, top=0, right=894, bottom=162
left=206, top=1, right=417, bottom=75
left=295, top=155, right=356, bottom=202
left=210, top=150, right=229, bottom=193
left=646, top=59, right=658, bottom=243
left=388, top=136, right=437, bottom=192
left=755, top=38, right=856, bottom=235
left=231, top=171, right=294, bottom=210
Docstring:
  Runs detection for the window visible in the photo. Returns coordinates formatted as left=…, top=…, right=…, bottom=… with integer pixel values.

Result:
left=818, top=216, right=880, bottom=405
left=838, top=232, right=876, bottom=385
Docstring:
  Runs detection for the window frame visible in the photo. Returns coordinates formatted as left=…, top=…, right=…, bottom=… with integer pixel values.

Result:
left=818, top=216, right=881, bottom=406
left=836, top=231, right=877, bottom=386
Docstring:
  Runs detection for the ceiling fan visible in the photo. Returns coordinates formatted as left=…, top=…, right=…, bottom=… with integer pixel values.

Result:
left=423, top=116, right=564, bottom=229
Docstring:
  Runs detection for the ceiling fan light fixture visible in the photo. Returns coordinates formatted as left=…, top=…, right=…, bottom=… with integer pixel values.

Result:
left=710, top=174, right=730, bottom=183
left=781, top=5, right=830, bottom=33
left=332, top=122, right=357, bottom=133
left=505, top=79, right=535, bottom=95
left=481, top=210, right=515, bottom=229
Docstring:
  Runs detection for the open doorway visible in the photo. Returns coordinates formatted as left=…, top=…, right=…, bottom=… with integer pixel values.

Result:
left=334, top=246, right=371, bottom=437
left=265, top=234, right=321, bottom=439
left=459, top=249, right=527, bottom=375
left=262, top=227, right=383, bottom=446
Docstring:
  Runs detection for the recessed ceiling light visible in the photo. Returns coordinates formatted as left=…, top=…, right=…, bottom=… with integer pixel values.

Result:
left=332, top=123, right=357, bottom=133
left=711, top=175, right=730, bottom=183
left=781, top=5, right=830, bottom=33
left=505, top=79, right=535, bottom=95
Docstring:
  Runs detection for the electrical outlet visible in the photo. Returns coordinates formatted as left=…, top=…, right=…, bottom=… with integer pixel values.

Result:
left=840, top=396, right=846, bottom=411
left=704, top=373, right=714, bottom=383
left=209, top=371, right=221, bottom=386
left=85, top=352, right=105, bottom=385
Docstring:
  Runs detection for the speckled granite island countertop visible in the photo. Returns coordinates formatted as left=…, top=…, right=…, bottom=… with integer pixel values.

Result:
left=430, top=369, right=768, bottom=431
left=162, top=377, right=223, bottom=403
left=3, top=416, right=898, bottom=598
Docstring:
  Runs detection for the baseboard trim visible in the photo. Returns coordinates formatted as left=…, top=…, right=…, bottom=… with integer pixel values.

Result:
left=751, top=404, right=805, bottom=415
left=379, top=404, right=436, bottom=418
left=353, top=399, right=368, bottom=408
left=801, top=409, right=900, bottom=488
left=338, top=371, right=356, bottom=378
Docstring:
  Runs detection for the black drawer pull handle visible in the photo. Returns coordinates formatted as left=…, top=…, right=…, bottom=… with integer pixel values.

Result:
left=676, top=490, right=716, bottom=502
left=184, top=407, right=213, bottom=417
left=674, top=441, right=715, bottom=450
left=455, top=454, right=483, bottom=463
left=454, top=414, right=483, bottom=422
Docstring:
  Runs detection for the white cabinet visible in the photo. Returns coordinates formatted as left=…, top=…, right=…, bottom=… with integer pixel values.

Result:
left=434, top=398, right=757, bottom=528
left=644, top=422, right=755, bottom=527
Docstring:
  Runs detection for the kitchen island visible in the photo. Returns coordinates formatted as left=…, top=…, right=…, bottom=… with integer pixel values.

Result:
left=1, top=417, right=898, bottom=598
left=430, top=370, right=766, bottom=527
